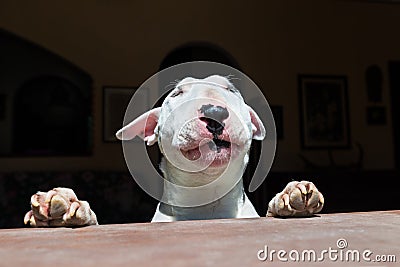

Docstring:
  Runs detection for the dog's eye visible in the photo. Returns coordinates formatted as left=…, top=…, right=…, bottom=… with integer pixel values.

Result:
left=170, top=90, right=183, bottom=97
left=227, top=85, right=239, bottom=94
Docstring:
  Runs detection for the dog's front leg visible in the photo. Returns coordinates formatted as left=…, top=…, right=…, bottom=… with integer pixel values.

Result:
left=267, top=181, right=324, bottom=217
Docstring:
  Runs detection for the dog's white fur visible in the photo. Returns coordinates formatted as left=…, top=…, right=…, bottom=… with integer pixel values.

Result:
left=116, top=75, right=266, bottom=222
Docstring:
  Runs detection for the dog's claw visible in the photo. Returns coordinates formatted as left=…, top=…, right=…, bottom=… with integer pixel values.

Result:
left=267, top=181, right=324, bottom=217
left=30, top=195, right=40, bottom=207
left=49, top=195, right=69, bottom=218
left=24, top=187, right=98, bottom=227
left=297, top=183, right=307, bottom=195
left=282, top=193, right=290, bottom=206
left=23, top=210, right=33, bottom=225
left=68, top=202, right=80, bottom=217
left=45, top=190, right=58, bottom=203
left=24, top=210, right=49, bottom=227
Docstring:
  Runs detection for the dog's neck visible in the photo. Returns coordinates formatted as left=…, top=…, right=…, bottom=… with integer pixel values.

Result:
left=158, top=155, right=249, bottom=220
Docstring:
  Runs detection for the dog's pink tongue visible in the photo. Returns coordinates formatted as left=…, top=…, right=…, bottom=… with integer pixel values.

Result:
left=185, top=147, right=201, bottom=161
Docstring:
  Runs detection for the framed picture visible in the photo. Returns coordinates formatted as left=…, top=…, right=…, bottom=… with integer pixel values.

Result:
left=103, top=86, right=137, bottom=142
left=298, top=75, right=350, bottom=149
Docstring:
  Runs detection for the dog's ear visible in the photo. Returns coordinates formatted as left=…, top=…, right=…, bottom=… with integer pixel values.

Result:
left=247, top=105, right=266, bottom=140
left=115, top=107, right=161, bottom=145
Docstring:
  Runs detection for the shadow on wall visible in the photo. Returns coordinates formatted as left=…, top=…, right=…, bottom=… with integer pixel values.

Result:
left=151, top=41, right=263, bottom=210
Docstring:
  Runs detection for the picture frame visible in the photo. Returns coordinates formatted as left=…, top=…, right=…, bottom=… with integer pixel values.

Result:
left=298, top=75, right=350, bottom=149
left=103, top=86, right=137, bottom=142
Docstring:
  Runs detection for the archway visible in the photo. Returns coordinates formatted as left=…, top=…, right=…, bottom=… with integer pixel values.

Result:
left=159, top=42, right=241, bottom=70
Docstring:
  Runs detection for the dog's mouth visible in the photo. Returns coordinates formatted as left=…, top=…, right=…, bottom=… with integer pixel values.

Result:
left=180, top=138, right=235, bottom=166
left=208, top=138, right=231, bottom=152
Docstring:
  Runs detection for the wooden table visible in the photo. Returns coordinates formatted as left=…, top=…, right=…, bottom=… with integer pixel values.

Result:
left=0, top=210, right=398, bottom=266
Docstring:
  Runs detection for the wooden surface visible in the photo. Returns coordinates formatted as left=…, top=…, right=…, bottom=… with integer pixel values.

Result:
left=0, top=210, right=399, bottom=267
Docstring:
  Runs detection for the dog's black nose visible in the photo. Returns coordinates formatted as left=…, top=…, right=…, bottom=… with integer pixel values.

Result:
left=200, top=104, right=229, bottom=122
left=199, top=104, right=229, bottom=136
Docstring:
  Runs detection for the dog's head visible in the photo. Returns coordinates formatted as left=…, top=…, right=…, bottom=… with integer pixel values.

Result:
left=116, top=75, right=265, bottom=183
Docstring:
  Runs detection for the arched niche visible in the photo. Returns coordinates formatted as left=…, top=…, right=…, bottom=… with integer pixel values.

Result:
left=159, top=41, right=241, bottom=71
left=0, top=29, right=92, bottom=156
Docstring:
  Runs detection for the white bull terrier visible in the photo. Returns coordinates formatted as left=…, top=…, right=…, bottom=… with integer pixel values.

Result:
left=24, top=75, right=324, bottom=227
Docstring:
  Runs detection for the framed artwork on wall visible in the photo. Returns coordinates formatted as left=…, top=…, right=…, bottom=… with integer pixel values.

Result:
left=103, top=86, right=136, bottom=142
left=298, top=75, right=350, bottom=149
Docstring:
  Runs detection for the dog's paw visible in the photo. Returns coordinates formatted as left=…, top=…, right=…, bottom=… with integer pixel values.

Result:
left=24, top=187, right=98, bottom=227
left=267, top=181, right=324, bottom=217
